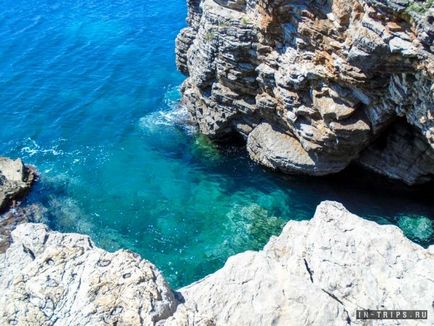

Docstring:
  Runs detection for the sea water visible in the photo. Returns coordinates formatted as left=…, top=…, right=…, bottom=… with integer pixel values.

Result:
left=0, top=0, right=432, bottom=288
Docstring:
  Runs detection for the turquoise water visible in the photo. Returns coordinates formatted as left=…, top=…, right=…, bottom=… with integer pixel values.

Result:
left=0, top=0, right=433, bottom=288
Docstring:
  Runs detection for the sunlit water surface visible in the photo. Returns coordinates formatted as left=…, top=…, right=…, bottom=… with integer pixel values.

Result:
left=0, top=0, right=433, bottom=288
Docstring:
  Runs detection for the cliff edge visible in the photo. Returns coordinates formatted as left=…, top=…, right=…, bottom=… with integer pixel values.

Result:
left=176, top=0, right=434, bottom=185
left=1, top=202, right=433, bottom=325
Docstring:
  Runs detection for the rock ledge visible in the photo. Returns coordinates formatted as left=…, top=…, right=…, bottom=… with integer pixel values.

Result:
left=1, top=201, right=433, bottom=325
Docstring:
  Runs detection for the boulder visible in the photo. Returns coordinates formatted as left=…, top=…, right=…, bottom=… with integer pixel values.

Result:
left=168, top=201, right=434, bottom=325
left=0, top=157, right=36, bottom=212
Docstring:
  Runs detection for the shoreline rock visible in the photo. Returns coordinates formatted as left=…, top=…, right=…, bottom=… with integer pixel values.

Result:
left=0, top=157, right=37, bottom=253
left=0, top=224, right=178, bottom=325
left=0, top=157, right=36, bottom=213
left=0, top=204, right=46, bottom=254
left=175, top=0, right=434, bottom=185
left=1, top=201, right=433, bottom=325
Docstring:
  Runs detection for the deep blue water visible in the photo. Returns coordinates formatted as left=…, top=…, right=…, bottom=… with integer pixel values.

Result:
left=0, top=0, right=433, bottom=288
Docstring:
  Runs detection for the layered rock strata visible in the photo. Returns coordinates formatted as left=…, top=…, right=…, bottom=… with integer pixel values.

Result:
left=176, top=0, right=434, bottom=184
left=1, top=202, right=433, bottom=325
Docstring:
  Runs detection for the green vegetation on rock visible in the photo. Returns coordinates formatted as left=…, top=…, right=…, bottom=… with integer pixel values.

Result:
left=405, top=0, right=434, bottom=14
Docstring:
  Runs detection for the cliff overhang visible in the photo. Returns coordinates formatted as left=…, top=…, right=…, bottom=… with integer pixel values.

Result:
left=176, top=0, right=434, bottom=185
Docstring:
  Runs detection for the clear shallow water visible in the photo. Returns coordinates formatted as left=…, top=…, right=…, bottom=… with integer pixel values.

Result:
left=0, top=0, right=433, bottom=288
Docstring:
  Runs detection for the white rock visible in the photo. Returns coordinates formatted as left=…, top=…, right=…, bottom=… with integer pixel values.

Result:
left=0, top=224, right=178, bottom=325
left=1, top=202, right=433, bottom=325
left=167, top=201, right=434, bottom=325
left=389, top=37, right=418, bottom=57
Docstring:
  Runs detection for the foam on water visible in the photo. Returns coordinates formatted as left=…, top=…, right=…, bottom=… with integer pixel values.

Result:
left=20, top=138, right=65, bottom=157
left=139, top=86, right=194, bottom=135
left=0, top=0, right=432, bottom=288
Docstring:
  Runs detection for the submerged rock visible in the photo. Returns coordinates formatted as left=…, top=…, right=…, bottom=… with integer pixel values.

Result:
left=192, top=134, right=222, bottom=160
left=398, top=214, right=434, bottom=243
left=176, top=0, right=434, bottom=185
left=1, top=201, right=433, bottom=325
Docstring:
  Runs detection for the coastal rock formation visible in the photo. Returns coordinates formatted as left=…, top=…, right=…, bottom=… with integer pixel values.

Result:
left=1, top=202, right=433, bottom=325
left=0, top=157, right=37, bottom=253
left=0, top=224, right=178, bottom=325
left=0, top=204, right=46, bottom=253
left=176, top=0, right=434, bottom=184
left=0, top=157, right=36, bottom=213
left=168, top=201, right=434, bottom=325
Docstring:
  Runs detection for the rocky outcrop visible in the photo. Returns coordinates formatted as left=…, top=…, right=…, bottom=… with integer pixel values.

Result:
left=175, top=0, right=434, bottom=184
left=1, top=202, right=433, bottom=325
left=0, top=157, right=37, bottom=253
left=0, top=224, right=178, bottom=325
left=0, top=157, right=36, bottom=213
left=168, top=201, right=434, bottom=325
left=0, top=204, right=45, bottom=253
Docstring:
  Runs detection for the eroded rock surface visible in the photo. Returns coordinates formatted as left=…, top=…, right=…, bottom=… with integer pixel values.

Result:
left=168, top=201, right=434, bottom=325
left=0, top=204, right=46, bottom=253
left=0, top=157, right=36, bottom=212
left=176, top=0, right=434, bottom=184
left=0, top=224, right=178, bottom=325
left=359, top=119, right=434, bottom=184
left=1, top=202, right=433, bottom=325
left=0, top=157, right=37, bottom=253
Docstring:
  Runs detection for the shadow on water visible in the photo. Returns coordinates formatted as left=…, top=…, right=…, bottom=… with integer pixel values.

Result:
left=200, top=141, right=434, bottom=246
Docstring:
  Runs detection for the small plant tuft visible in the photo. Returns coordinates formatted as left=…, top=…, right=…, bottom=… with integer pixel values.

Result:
left=204, top=31, right=215, bottom=42
left=405, top=0, right=434, bottom=15
left=241, top=16, right=251, bottom=25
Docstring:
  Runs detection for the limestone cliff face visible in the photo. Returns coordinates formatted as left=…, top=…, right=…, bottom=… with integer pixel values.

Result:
left=1, top=202, right=433, bottom=325
left=176, top=0, right=434, bottom=184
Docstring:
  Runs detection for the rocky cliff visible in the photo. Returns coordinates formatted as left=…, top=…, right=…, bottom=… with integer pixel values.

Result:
left=176, top=0, right=434, bottom=185
left=1, top=202, right=433, bottom=325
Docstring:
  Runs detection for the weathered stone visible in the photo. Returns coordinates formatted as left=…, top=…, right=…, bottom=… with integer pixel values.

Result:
left=167, top=201, right=434, bottom=325
left=247, top=123, right=351, bottom=175
left=359, top=120, right=434, bottom=185
left=0, top=224, right=178, bottom=325
left=176, top=0, right=434, bottom=185
left=0, top=204, right=46, bottom=253
left=1, top=202, right=433, bottom=325
left=0, top=157, right=36, bottom=213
